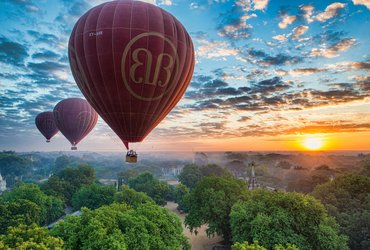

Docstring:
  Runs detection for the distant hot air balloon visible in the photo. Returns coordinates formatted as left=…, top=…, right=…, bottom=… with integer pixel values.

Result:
left=68, top=0, right=195, bottom=156
left=35, top=111, right=59, bottom=143
left=53, top=98, right=98, bottom=150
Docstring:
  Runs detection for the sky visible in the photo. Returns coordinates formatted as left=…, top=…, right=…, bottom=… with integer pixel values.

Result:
left=0, top=0, right=369, bottom=152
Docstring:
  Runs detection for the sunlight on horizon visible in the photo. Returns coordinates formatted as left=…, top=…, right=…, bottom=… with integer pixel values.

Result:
left=302, top=137, right=325, bottom=151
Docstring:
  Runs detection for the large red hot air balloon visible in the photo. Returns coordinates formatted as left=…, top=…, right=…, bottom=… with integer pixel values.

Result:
left=53, top=98, right=98, bottom=150
left=35, top=111, right=59, bottom=142
left=68, top=0, right=195, bottom=151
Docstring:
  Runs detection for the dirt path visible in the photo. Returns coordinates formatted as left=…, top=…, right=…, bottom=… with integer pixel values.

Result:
left=165, top=202, right=223, bottom=250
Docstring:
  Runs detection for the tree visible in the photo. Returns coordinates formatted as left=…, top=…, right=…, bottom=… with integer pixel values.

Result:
left=54, top=155, right=70, bottom=173
left=200, top=164, right=230, bottom=177
left=128, top=172, right=171, bottom=205
left=174, top=183, right=189, bottom=211
left=51, top=203, right=189, bottom=250
left=232, top=241, right=299, bottom=250
left=0, top=224, right=64, bottom=249
left=0, top=152, right=31, bottom=187
left=72, top=184, right=116, bottom=210
left=185, top=175, right=247, bottom=242
left=230, top=190, right=348, bottom=250
left=312, top=174, right=370, bottom=250
left=114, top=186, right=154, bottom=208
left=178, top=164, right=203, bottom=189
left=0, top=199, right=41, bottom=234
left=41, top=164, right=96, bottom=205
left=117, top=169, right=138, bottom=188
left=1, top=184, right=64, bottom=225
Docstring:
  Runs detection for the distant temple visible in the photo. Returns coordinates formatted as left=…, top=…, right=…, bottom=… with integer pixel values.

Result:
left=0, top=172, right=7, bottom=193
left=248, top=162, right=258, bottom=190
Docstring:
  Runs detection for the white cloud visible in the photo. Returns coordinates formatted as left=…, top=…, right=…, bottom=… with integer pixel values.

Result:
left=253, top=0, right=269, bottom=10
left=197, top=39, right=239, bottom=58
left=310, top=38, right=356, bottom=58
left=272, top=34, right=288, bottom=41
left=316, top=2, right=345, bottom=22
left=300, top=5, right=314, bottom=23
left=158, top=0, right=172, bottom=5
left=292, top=25, right=309, bottom=40
left=278, top=14, right=297, bottom=29
left=352, top=0, right=370, bottom=9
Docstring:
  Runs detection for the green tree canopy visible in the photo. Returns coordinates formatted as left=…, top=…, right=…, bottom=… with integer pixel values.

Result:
left=230, top=190, right=348, bottom=250
left=312, top=174, right=370, bottom=249
left=0, top=224, right=64, bottom=250
left=1, top=184, right=64, bottom=225
left=72, top=183, right=116, bottom=210
left=51, top=203, right=189, bottom=250
left=114, top=185, right=154, bottom=208
left=178, top=164, right=203, bottom=189
left=184, top=175, right=247, bottom=242
left=41, top=164, right=96, bottom=205
left=0, top=152, right=31, bottom=187
left=232, top=241, right=299, bottom=250
left=128, top=172, right=171, bottom=205
left=0, top=199, right=40, bottom=234
left=117, top=169, right=139, bottom=188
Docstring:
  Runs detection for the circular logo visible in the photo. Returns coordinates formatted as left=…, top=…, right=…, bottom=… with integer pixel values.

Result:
left=121, top=32, right=179, bottom=101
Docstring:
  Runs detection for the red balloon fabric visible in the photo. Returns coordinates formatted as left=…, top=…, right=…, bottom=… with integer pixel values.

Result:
left=53, top=98, right=98, bottom=148
left=69, top=0, right=195, bottom=149
left=35, top=111, right=59, bottom=142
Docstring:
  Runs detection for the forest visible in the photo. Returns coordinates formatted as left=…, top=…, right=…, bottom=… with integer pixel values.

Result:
left=0, top=151, right=369, bottom=249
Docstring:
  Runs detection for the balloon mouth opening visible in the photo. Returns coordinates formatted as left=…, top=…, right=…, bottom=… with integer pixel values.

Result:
left=46, top=140, right=50, bottom=143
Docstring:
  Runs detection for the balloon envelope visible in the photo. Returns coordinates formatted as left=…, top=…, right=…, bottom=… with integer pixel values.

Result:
left=69, top=0, right=195, bottom=149
left=35, top=111, right=59, bottom=142
left=53, top=98, right=98, bottom=149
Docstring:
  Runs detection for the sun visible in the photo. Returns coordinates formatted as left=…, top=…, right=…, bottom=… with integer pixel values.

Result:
left=302, top=137, right=324, bottom=150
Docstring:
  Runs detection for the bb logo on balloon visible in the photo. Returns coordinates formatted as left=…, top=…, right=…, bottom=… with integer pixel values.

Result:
left=121, top=32, right=179, bottom=101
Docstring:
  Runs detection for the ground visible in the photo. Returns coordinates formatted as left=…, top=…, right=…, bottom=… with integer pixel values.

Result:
left=165, top=201, right=223, bottom=250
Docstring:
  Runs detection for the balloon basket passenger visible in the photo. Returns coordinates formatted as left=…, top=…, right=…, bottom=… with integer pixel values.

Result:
left=126, top=150, right=137, bottom=163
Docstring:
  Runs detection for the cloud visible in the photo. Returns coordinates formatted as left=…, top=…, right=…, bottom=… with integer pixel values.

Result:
left=27, top=30, right=60, bottom=46
left=0, top=37, right=29, bottom=67
left=273, top=34, right=288, bottom=41
left=5, top=0, right=40, bottom=13
left=241, top=48, right=304, bottom=66
left=316, top=2, right=345, bottom=22
left=278, top=14, right=297, bottom=29
left=250, top=77, right=291, bottom=94
left=328, top=61, right=370, bottom=71
left=218, top=16, right=252, bottom=39
left=290, top=68, right=327, bottom=76
left=352, top=0, right=370, bottom=9
left=311, top=38, right=356, bottom=58
left=300, top=5, right=314, bottom=23
left=217, top=0, right=254, bottom=40
left=158, top=0, right=172, bottom=5
left=252, top=0, right=269, bottom=10
left=292, top=25, right=309, bottom=40
left=353, top=75, right=370, bottom=91
left=32, top=50, right=61, bottom=61
left=196, top=39, right=239, bottom=58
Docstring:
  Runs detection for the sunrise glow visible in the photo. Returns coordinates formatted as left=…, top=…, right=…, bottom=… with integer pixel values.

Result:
left=303, top=137, right=324, bottom=151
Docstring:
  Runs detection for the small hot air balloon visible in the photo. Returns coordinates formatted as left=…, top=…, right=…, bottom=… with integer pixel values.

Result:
left=35, top=111, right=59, bottom=143
left=69, top=0, right=195, bottom=160
left=53, top=98, right=98, bottom=150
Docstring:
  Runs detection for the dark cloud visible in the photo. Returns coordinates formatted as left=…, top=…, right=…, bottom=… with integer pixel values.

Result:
left=32, top=50, right=61, bottom=61
left=0, top=37, right=29, bottom=67
left=27, top=61, right=68, bottom=76
left=27, top=30, right=59, bottom=46
left=242, top=48, right=303, bottom=66
left=251, top=77, right=291, bottom=94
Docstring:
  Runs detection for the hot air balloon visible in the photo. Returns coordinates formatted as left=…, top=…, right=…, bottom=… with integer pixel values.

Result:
left=53, top=98, right=98, bottom=150
left=68, top=0, right=195, bottom=161
left=35, top=111, right=59, bottom=143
